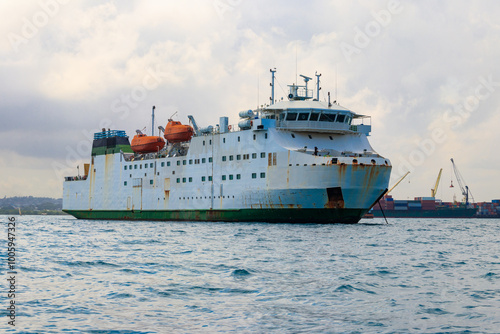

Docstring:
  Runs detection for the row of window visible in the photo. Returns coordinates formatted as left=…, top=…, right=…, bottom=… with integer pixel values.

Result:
left=124, top=152, right=269, bottom=171
left=175, top=172, right=266, bottom=183
left=125, top=163, right=155, bottom=170
left=282, top=112, right=352, bottom=124
left=202, top=133, right=268, bottom=146
left=124, top=180, right=154, bottom=186
left=222, top=152, right=265, bottom=161
left=178, top=195, right=236, bottom=200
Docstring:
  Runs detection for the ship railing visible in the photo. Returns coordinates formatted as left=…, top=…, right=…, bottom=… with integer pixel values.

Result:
left=276, top=120, right=367, bottom=133
left=93, top=130, right=127, bottom=139
left=64, top=175, right=88, bottom=181
left=277, top=115, right=371, bottom=134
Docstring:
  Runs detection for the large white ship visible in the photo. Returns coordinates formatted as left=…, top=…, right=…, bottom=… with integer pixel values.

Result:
left=63, top=70, right=391, bottom=223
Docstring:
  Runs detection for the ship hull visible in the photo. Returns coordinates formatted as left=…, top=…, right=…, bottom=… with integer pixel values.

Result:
left=63, top=208, right=368, bottom=224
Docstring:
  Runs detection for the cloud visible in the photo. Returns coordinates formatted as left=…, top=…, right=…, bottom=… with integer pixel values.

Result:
left=0, top=0, right=499, bottom=201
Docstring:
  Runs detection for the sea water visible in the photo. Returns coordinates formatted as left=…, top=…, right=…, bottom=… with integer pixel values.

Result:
left=1, top=215, right=499, bottom=333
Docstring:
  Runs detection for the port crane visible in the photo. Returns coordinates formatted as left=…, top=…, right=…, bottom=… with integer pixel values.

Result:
left=387, top=171, right=410, bottom=195
left=450, top=158, right=474, bottom=206
left=431, top=168, right=443, bottom=198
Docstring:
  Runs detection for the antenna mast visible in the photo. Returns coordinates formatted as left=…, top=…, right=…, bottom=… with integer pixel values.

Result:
left=151, top=106, right=156, bottom=136
left=315, top=71, right=321, bottom=100
left=270, top=68, right=276, bottom=105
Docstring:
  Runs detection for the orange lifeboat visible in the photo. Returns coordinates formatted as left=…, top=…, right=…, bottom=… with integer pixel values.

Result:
left=164, top=119, right=194, bottom=143
left=131, top=131, right=165, bottom=154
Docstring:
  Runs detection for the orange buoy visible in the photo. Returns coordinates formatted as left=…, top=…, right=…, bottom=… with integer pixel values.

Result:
left=164, top=120, right=194, bottom=143
left=131, top=133, right=165, bottom=153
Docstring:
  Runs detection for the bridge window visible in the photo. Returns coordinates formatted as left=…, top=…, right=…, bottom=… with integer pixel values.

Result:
left=337, top=114, right=346, bottom=123
left=320, top=113, right=336, bottom=122
left=298, top=112, right=309, bottom=120
left=286, top=112, right=298, bottom=121
left=309, top=113, right=320, bottom=121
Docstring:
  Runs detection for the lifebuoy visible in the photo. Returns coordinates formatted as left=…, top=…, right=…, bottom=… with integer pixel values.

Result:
left=228, top=125, right=232, bottom=131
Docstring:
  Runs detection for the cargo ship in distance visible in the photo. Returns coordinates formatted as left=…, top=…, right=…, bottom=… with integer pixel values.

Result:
left=370, top=162, right=492, bottom=218
left=63, top=70, right=392, bottom=223
left=372, top=196, right=477, bottom=218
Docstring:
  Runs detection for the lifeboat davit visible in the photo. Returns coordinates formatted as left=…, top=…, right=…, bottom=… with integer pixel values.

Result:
left=131, top=132, right=165, bottom=154
left=164, top=120, right=194, bottom=143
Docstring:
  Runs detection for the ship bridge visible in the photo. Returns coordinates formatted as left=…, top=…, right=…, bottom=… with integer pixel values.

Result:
left=260, top=100, right=371, bottom=135
left=257, top=71, right=371, bottom=135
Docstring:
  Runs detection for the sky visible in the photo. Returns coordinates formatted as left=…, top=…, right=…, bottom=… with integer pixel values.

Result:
left=0, top=0, right=499, bottom=202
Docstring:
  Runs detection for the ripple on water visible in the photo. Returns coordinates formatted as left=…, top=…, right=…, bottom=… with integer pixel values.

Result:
left=231, top=268, right=252, bottom=278
left=15, top=216, right=500, bottom=333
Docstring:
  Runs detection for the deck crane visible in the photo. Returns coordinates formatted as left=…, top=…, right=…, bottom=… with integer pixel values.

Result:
left=187, top=115, right=200, bottom=136
left=431, top=168, right=443, bottom=198
left=450, top=158, right=474, bottom=206
left=387, top=171, right=410, bottom=195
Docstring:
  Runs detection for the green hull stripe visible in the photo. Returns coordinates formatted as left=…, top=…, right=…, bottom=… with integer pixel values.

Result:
left=63, top=208, right=368, bottom=224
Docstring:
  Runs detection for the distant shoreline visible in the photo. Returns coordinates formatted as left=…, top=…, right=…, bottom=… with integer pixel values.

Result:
left=0, top=210, right=68, bottom=216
